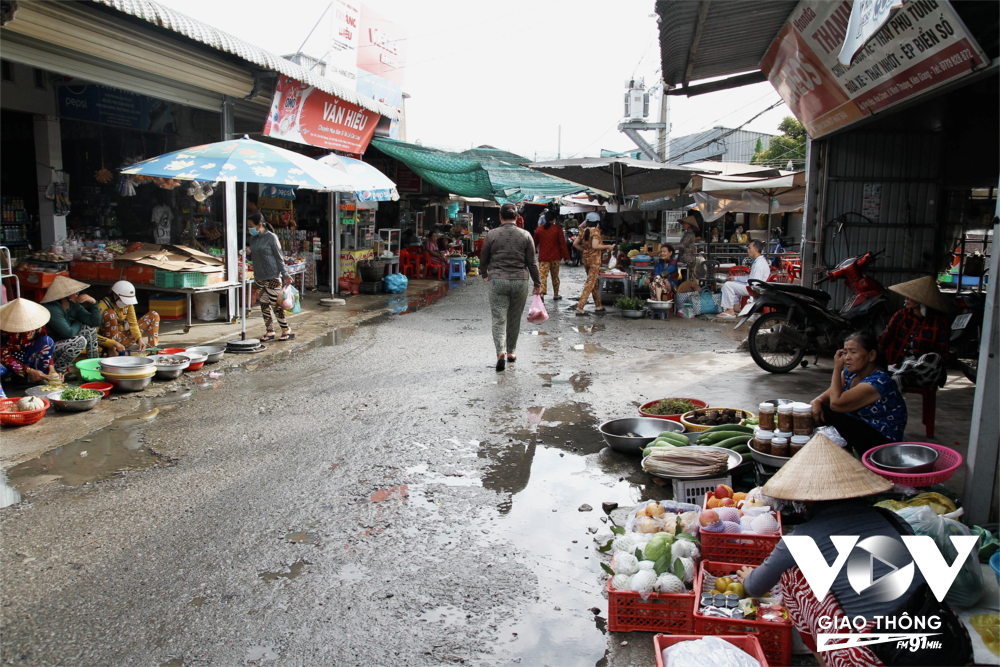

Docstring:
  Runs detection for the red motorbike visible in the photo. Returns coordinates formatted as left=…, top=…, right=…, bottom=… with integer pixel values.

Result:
left=746, top=250, right=890, bottom=373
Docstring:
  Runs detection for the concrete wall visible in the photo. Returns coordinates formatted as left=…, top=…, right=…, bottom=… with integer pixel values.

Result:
left=0, top=61, right=57, bottom=116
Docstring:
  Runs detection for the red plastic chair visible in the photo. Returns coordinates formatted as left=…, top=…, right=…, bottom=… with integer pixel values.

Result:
left=473, top=239, right=484, bottom=258
left=902, top=386, right=936, bottom=437
left=424, top=253, right=446, bottom=280
left=399, top=248, right=421, bottom=279
left=768, top=272, right=794, bottom=284
left=728, top=266, right=750, bottom=279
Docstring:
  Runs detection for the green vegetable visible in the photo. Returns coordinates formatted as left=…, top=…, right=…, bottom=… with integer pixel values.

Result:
left=714, top=436, right=753, bottom=450
left=644, top=399, right=698, bottom=416
left=703, top=424, right=755, bottom=434
left=644, top=533, right=673, bottom=562
left=657, top=432, right=690, bottom=446
left=732, top=445, right=751, bottom=455
left=614, top=296, right=647, bottom=310
left=59, top=386, right=102, bottom=401
left=697, top=431, right=750, bottom=444
left=741, top=418, right=759, bottom=426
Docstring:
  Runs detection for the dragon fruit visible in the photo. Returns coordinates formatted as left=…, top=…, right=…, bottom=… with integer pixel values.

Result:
left=751, top=513, right=780, bottom=535
left=611, top=574, right=633, bottom=591
left=630, top=569, right=658, bottom=593
left=656, top=573, right=686, bottom=594
left=721, top=521, right=742, bottom=533
left=716, top=507, right=740, bottom=523
left=614, top=553, right=640, bottom=576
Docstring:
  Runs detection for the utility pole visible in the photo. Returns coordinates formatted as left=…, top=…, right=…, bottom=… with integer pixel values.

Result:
left=657, top=86, right=670, bottom=161
left=558, top=126, right=561, bottom=160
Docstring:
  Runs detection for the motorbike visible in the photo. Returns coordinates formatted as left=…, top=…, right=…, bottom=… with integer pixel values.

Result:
left=565, top=227, right=582, bottom=266
left=949, top=289, right=985, bottom=384
left=745, top=249, right=890, bottom=373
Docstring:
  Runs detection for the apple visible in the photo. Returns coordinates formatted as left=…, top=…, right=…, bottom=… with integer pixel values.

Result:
left=699, top=509, right=720, bottom=527
left=714, top=484, right=733, bottom=499
left=720, top=498, right=736, bottom=507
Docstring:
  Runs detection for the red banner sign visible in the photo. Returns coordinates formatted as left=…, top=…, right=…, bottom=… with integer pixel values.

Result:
left=263, top=75, right=380, bottom=153
left=760, top=0, right=988, bottom=138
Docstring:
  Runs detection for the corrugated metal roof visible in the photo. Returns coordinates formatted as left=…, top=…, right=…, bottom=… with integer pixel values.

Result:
left=90, top=0, right=401, bottom=121
left=656, top=1, right=798, bottom=88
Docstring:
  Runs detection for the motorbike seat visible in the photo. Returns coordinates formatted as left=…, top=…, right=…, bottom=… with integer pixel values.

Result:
left=757, top=281, right=832, bottom=302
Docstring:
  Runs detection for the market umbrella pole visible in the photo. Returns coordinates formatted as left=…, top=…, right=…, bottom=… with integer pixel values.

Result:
left=765, top=194, right=772, bottom=259
left=242, top=185, right=248, bottom=340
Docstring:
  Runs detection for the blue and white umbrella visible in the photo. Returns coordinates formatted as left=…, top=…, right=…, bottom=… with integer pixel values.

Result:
left=121, top=136, right=357, bottom=191
left=315, top=154, right=398, bottom=201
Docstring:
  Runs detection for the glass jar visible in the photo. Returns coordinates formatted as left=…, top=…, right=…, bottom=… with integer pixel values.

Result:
left=777, top=403, right=794, bottom=432
left=792, top=402, right=816, bottom=436
left=758, top=402, right=776, bottom=431
left=771, top=436, right=790, bottom=457
left=790, top=435, right=810, bottom=456
left=754, top=429, right=774, bottom=455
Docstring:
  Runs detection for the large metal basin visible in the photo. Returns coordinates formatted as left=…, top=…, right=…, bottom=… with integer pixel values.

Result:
left=598, top=417, right=685, bottom=455
left=148, top=354, right=190, bottom=380
left=871, top=443, right=939, bottom=474
left=186, top=345, right=225, bottom=363
left=100, top=356, right=155, bottom=377
left=105, top=375, right=153, bottom=392
left=47, top=389, right=101, bottom=412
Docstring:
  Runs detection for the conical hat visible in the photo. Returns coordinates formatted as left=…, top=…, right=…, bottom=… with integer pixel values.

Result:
left=679, top=214, right=700, bottom=230
left=41, top=276, right=90, bottom=303
left=762, top=433, right=892, bottom=501
left=889, top=276, right=954, bottom=314
left=0, top=298, right=51, bottom=333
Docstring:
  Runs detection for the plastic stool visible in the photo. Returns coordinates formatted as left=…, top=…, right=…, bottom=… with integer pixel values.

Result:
left=903, top=385, right=936, bottom=437
left=648, top=309, right=669, bottom=321
left=598, top=274, right=629, bottom=302
left=448, top=257, right=467, bottom=281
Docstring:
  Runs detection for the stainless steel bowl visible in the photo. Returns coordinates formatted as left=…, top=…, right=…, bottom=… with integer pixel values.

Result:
left=871, top=444, right=939, bottom=473
left=180, top=351, right=208, bottom=366
left=186, top=345, right=225, bottom=363
left=647, top=300, right=674, bottom=311
left=105, top=375, right=153, bottom=392
left=599, top=417, right=685, bottom=455
left=148, top=354, right=191, bottom=380
left=47, top=389, right=102, bottom=412
left=100, top=356, right=155, bottom=376
left=621, top=309, right=646, bottom=319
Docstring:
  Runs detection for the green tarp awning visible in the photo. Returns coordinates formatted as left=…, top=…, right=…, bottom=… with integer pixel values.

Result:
left=371, top=138, right=585, bottom=203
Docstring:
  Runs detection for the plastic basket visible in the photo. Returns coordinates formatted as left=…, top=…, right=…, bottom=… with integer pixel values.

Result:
left=607, top=567, right=694, bottom=634
left=155, top=270, right=208, bottom=288
left=639, top=398, right=709, bottom=422
left=700, top=494, right=782, bottom=565
left=75, top=358, right=105, bottom=382
left=672, top=477, right=732, bottom=507
left=0, top=397, right=50, bottom=426
left=693, top=560, right=792, bottom=666
left=861, top=442, right=963, bottom=487
left=654, top=634, right=769, bottom=667
left=680, top=408, right=755, bottom=433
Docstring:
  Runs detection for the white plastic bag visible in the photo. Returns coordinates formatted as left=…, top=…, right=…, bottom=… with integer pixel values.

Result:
left=663, top=636, right=761, bottom=667
left=608, top=254, right=618, bottom=270
left=527, top=294, right=548, bottom=323
left=280, top=284, right=296, bottom=311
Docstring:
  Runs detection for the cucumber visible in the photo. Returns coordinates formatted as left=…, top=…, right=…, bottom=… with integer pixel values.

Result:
left=714, top=435, right=754, bottom=450
left=703, top=424, right=754, bottom=434
left=697, top=431, right=751, bottom=444
left=657, top=432, right=690, bottom=446
left=732, top=445, right=751, bottom=455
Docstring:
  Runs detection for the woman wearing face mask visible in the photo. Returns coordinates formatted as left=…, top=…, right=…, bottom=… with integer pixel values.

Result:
left=878, top=276, right=954, bottom=388
left=246, top=213, right=293, bottom=342
left=98, top=281, right=160, bottom=354
left=809, top=331, right=907, bottom=457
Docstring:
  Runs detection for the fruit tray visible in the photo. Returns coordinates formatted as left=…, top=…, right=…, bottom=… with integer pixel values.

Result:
left=701, top=493, right=782, bottom=566
left=606, top=574, right=694, bottom=634
left=653, top=633, right=769, bottom=667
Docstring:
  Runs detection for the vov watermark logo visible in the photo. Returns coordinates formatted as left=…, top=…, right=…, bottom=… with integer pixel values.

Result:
left=783, top=534, right=979, bottom=653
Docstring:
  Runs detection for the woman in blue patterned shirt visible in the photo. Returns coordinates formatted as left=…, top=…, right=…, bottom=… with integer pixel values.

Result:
left=810, top=331, right=907, bottom=456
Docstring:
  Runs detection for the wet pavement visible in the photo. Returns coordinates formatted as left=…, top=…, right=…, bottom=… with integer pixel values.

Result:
left=0, top=265, right=977, bottom=666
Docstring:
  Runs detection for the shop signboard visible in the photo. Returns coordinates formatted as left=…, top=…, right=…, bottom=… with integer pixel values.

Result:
left=760, top=0, right=989, bottom=139
left=838, top=0, right=904, bottom=66
left=327, top=0, right=361, bottom=90
left=58, top=84, right=178, bottom=134
left=358, top=4, right=407, bottom=87
left=339, top=248, right=374, bottom=277
left=262, top=75, right=380, bottom=154
left=356, top=72, right=403, bottom=139
left=260, top=185, right=297, bottom=201
left=395, top=162, right=422, bottom=194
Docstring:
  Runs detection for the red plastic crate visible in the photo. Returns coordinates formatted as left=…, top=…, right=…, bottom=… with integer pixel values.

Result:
left=693, top=560, right=792, bottom=666
left=701, top=493, right=782, bottom=565
left=606, top=556, right=694, bottom=634
left=654, top=633, right=769, bottom=667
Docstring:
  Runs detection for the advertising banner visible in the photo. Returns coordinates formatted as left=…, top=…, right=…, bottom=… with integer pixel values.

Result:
left=262, top=75, right=380, bottom=154
left=356, top=72, right=403, bottom=139
left=328, top=0, right=361, bottom=90
left=358, top=4, right=407, bottom=87
left=760, top=0, right=989, bottom=138
left=58, top=84, right=177, bottom=134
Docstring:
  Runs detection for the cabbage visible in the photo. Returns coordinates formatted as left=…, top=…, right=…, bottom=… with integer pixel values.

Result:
left=614, top=553, right=640, bottom=575
left=643, top=533, right=673, bottom=562
left=630, top=569, right=658, bottom=593
left=611, top=574, right=633, bottom=591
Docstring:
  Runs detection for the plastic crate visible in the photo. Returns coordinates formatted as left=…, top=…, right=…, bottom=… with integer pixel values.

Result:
left=671, top=476, right=732, bottom=506
left=606, top=573, right=694, bottom=634
left=126, top=265, right=156, bottom=285
left=98, top=262, right=121, bottom=282
left=69, top=261, right=99, bottom=281
left=693, top=560, right=792, bottom=666
left=155, top=270, right=207, bottom=288
left=150, top=295, right=186, bottom=320
left=700, top=494, right=782, bottom=565
left=654, top=634, right=769, bottom=667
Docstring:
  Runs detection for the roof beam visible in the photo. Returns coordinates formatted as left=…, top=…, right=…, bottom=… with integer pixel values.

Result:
left=683, top=1, right=712, bottom=87
left=668, top=71, right=769, bottom=97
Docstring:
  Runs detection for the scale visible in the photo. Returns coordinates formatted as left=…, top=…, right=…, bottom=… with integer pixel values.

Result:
left=225, top=338, right=266, bottom=354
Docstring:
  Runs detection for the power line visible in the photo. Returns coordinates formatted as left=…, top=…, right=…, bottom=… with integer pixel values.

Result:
left=669, top=100, right=785, bottom=163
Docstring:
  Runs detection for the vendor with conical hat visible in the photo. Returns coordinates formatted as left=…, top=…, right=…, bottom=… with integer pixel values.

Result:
left=40, top=275, right=102, bottom=371
left=0, top=298, right=57, bottom=394
left=734, top=434, right=957, bottom=665
left=878, top=276, right=953, bottom=388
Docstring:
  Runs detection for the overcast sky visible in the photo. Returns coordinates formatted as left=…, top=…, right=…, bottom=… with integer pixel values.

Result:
left=157, top=0, right=791, bottom=160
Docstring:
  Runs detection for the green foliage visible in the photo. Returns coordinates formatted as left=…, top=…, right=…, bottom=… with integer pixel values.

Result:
left=751, top=116, right=807, bottom=169
left=614, top=296, right=647, bottom=311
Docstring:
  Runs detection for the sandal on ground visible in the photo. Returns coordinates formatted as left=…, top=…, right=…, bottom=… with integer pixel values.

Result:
left=552, top=296, right=563, bottom=300
left=260, top=333, right=276, bottom=342
left=278, top=331, right=295, bottom=341
left=506, top=354, right=517, bottom=363
left=496, top=356, right=506, bottom=372
left=716, top=312, right=737, bottom=318
left=594, top=308, right=607, bottom=313
left=575, top=310, right=589, bottom=317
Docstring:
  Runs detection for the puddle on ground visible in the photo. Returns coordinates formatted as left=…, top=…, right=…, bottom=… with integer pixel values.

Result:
left=160, top=659, right=184, bottom=667
left=528, top=330, right=549, bottom=336
left=539, top=371, right=592, bottom=393
left=417, top=604, right=467, bottom=628
left=315, top=328, right=356, bottom=347
left=394, top=284, right=451, bottom=315
left=335, top=563, right=367, bottom=582
left=284, top=531, right=320, bottom=545
left=368, top=485, right=408, bottom=502
left=570, top=343, right=613, bottom=355
left=246, top=645, right=280, bottom=662
left=258, top=559, right=309, bottom=582
left=7, top=418, right=165, bottom=495
left=572, top=324, right=606, bottom=333
left=0, top=472, right=21, bottom=508
left=188, top=597, right=208, bottom=607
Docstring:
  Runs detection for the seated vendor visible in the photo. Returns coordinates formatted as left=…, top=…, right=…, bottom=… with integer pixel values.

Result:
left=41, top=276, right=101, bottom=371
left=730, top=224, right=748, bottom=244
left=423, top=231, right=448, bottom=275
left=878, top=276, right=952, bottom=388
left=0, top=298, right=57, bottom=391
left=649, top=244, right=679, bottom=302
left=719, top=239, right=769, bottom=318
left=809, top=331, right=906, bottom=457
left=734, top=434, right=969, bottom=667
left=97, top=280, right=160, bottom=355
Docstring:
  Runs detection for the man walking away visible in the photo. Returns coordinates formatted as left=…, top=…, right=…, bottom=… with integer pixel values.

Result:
left=719, top=239, right=769, bottom=318
left=534, top=208, right=570, bottom=300
left=481, top=203, right=541, bottom=372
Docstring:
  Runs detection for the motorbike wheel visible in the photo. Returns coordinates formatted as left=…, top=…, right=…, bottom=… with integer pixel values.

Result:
left=748, top=312, right=806, bottom=374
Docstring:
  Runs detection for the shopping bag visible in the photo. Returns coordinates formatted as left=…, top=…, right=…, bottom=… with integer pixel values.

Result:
left=527, top=294, right=548, bottom=323
left=280, top=284, right=296, bottom=310
left=696, top=288, right=721, bottom=315
left=608, top=254, right=618, bottom=270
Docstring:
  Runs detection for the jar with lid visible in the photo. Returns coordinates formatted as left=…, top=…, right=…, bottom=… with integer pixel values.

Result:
left=777, top=403, right=794, bottom=432
left=792, top=402, right=816, bottom=435
left=771, top=435, right=790, bottom=457
left=790, top=435, right=810, bottom=456
left=758, top=402, right=776, bottom=431
left=754, top=429, right=774, bottom=455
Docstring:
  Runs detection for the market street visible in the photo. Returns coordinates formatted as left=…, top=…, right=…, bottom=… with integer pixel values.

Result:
left=0, top=268, right=978, bottom=666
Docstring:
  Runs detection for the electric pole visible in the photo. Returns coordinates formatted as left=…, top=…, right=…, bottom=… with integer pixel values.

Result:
left=558, top=126, right=561, bottom=160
